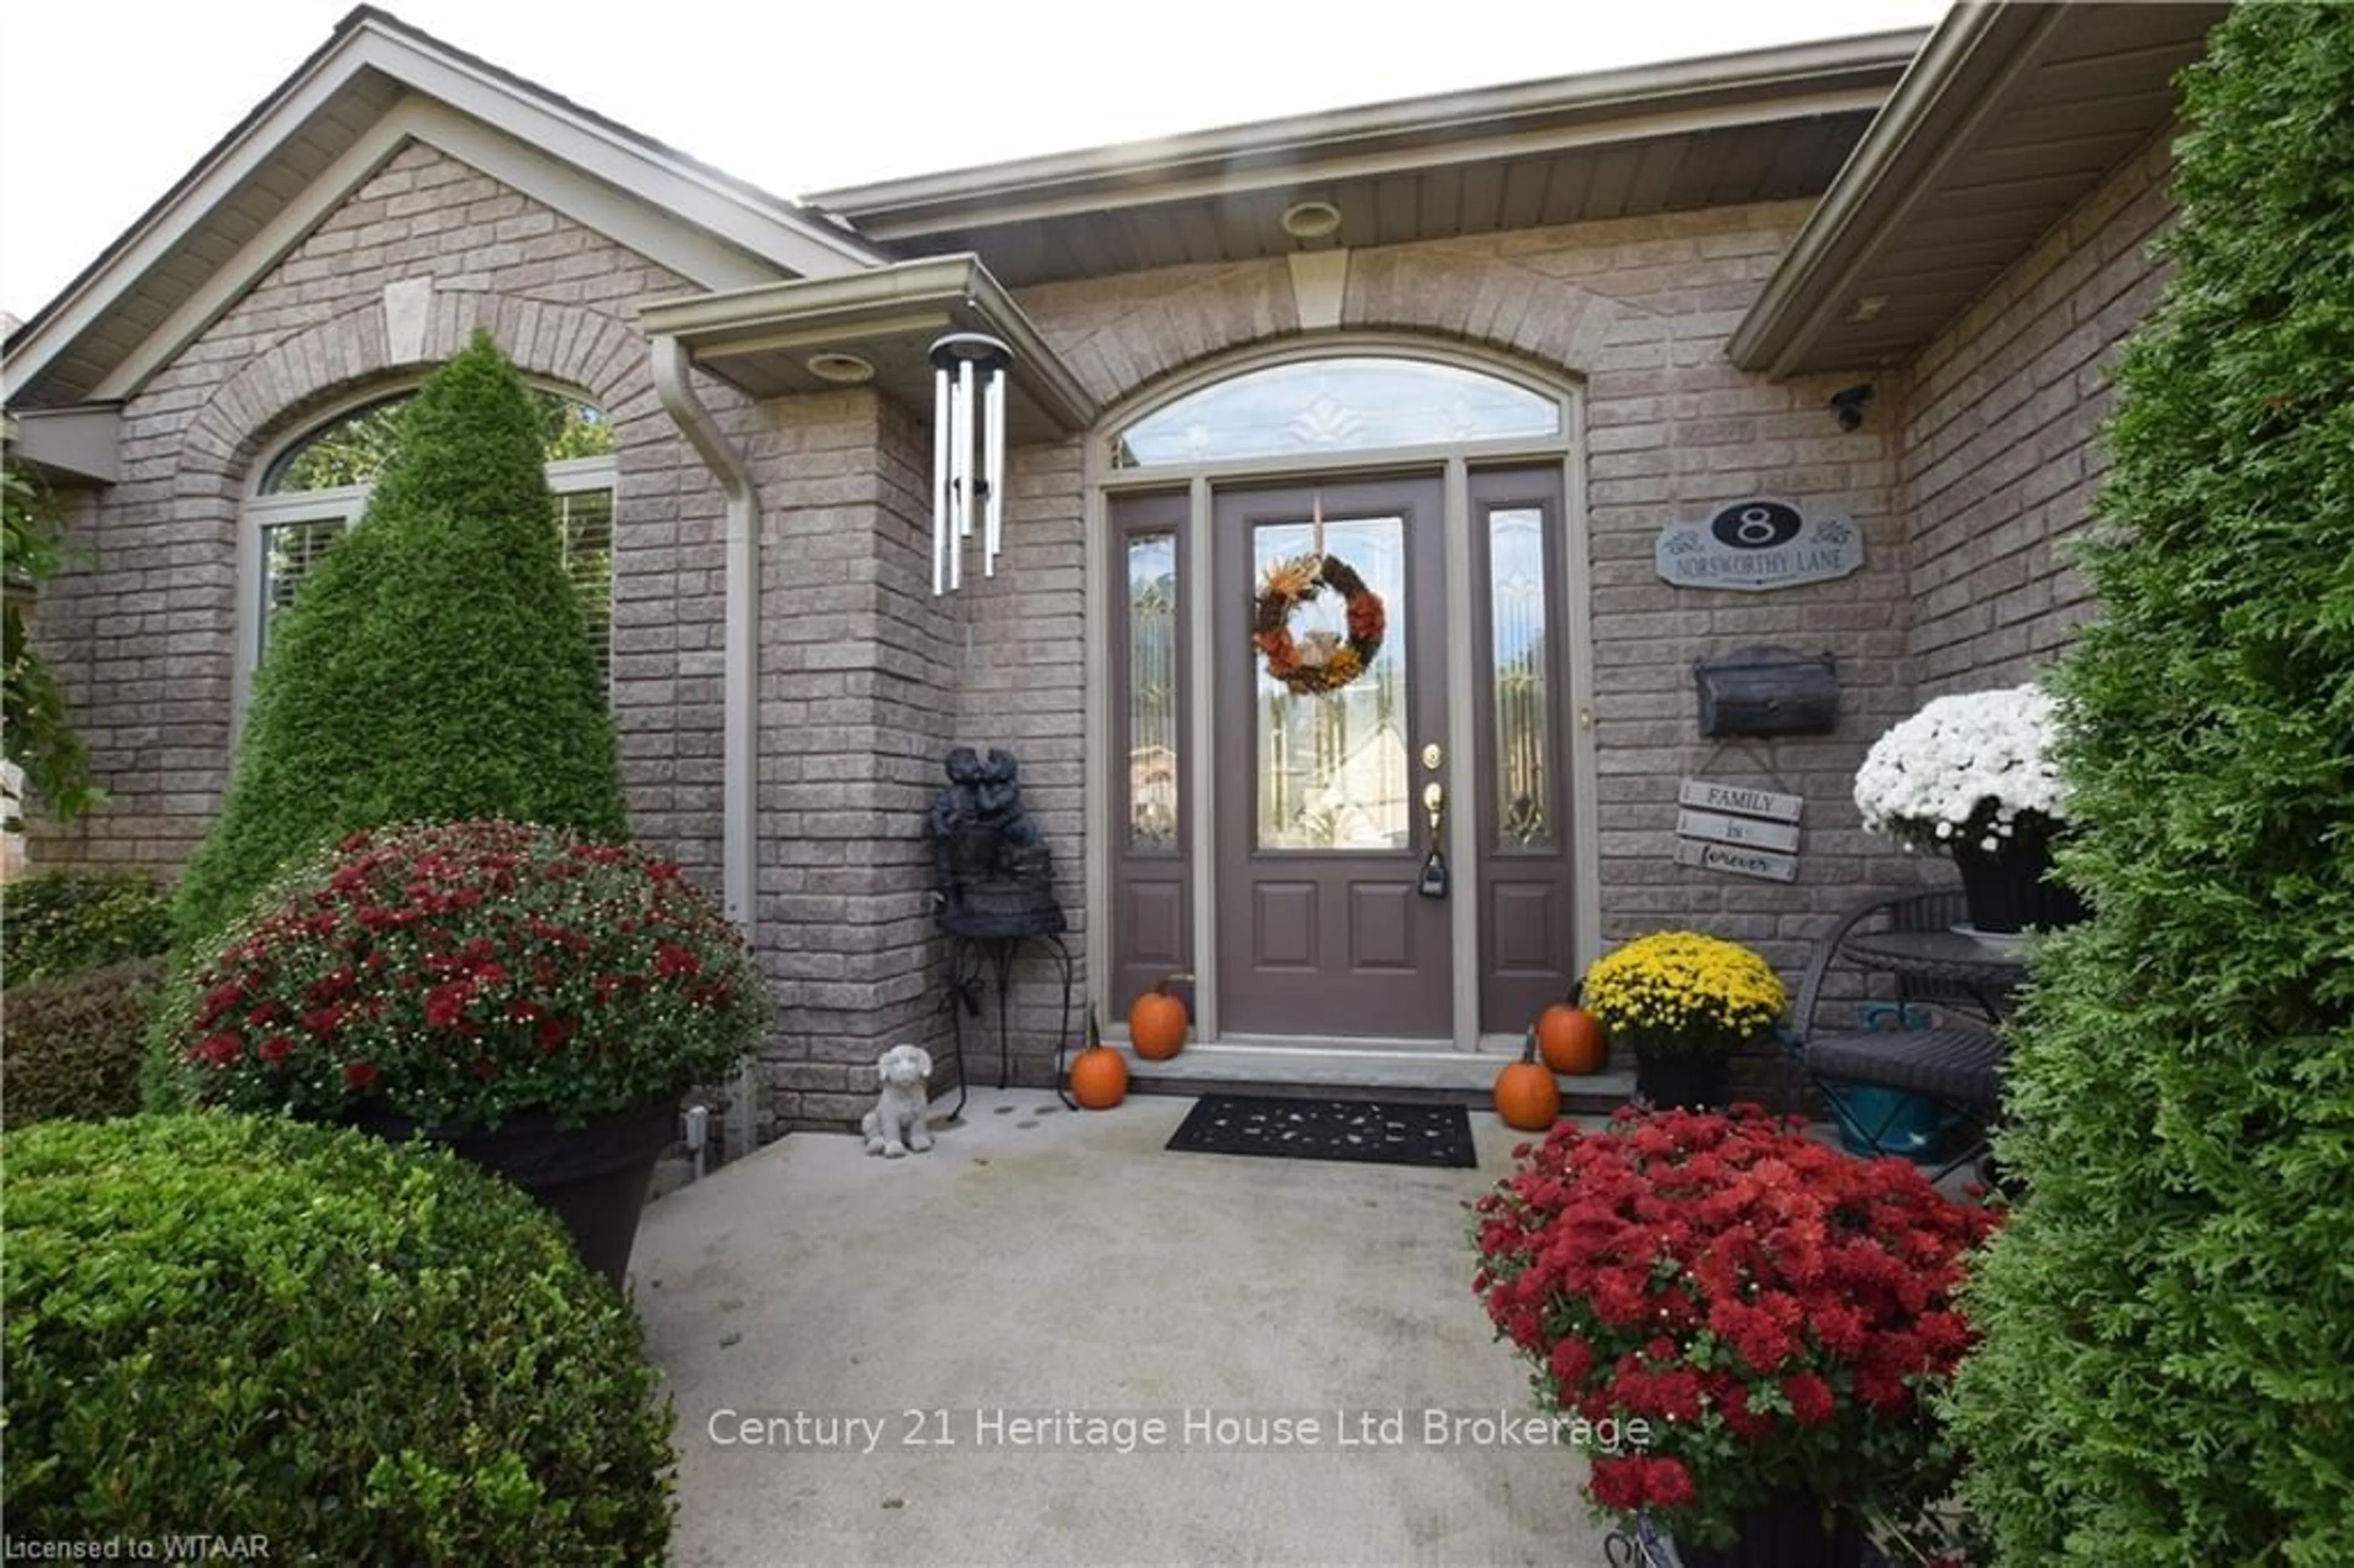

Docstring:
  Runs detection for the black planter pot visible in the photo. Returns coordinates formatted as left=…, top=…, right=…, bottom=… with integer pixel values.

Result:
left=353, top=1097, right=678, bottom=1293
left=1948, top=817, right=2085, bottom=934
left=1634, top=1052, right=1729, bottom=1111
left=1676, top=1493, right=1867, bottom=1568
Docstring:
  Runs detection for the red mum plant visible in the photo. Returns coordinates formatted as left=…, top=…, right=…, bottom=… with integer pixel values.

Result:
left=1472, top=1105, right=1998, bottom=1557
left=164, top=820, right=768, bottom=1132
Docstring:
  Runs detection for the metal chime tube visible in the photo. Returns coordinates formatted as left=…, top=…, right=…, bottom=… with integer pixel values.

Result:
left=954, top=357, right=977, bottom=589
left=954, top=357, right=976, bottom=538
left=927, top=332, right=1016, bottom=595
left=931, top=363, right=951, bottom=595
left=983, top=362, right=1005, bottom=576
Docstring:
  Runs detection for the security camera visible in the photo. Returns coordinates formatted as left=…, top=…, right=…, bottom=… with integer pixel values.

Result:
left=1830, top=384, right=1874, bottom=433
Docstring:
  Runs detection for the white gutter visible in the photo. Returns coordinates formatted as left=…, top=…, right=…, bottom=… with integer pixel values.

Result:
left=649, top=334, right=757, bottom=930
left=650, top=333, right=761, bottom=1147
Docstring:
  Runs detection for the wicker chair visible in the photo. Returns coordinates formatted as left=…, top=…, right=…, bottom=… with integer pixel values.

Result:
left=1783, top=887, right=2011, bottom=1181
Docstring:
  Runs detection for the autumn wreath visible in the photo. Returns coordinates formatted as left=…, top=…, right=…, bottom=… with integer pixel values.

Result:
left=1252, top=552, right=1386, bottom=696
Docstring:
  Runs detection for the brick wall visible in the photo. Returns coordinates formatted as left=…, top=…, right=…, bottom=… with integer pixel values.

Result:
left=28, top=141, right=733, bottom=887
left=994, top=203, right=1925, bottom=1083
left=1897, top=131, right=2177, bottom=695
left=925, top=436, right=1091, bottom=1094
left=745, top=390, right=967, bottom=1127
left=31, top=126, right=2183, bottom=1119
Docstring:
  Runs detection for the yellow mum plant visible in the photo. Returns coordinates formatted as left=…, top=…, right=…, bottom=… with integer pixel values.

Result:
left=1580, top=931, right=1786, bottom=1060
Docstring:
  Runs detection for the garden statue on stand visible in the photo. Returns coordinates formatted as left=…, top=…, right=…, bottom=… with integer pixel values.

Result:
left=923, top=746, right=1074, bottom=1108
left=926, top=747, right=1065, bottom=938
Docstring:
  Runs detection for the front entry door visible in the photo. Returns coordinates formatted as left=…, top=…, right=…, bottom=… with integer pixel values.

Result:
left=1214, top=477, right=1451, bottom=1038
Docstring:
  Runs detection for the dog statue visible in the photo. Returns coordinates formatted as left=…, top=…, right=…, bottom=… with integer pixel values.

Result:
left=861, top=1044, right=935, bottom=1158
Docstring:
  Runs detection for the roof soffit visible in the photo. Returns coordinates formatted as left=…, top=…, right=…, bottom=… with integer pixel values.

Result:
left=1728, top=1, right=2227, bottom=378
left=639, top=255, right=1099, bottom=444
left=810, top=29, right=1930, bottom=238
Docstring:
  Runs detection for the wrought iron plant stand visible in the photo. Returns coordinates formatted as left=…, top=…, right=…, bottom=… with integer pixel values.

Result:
left=926, top=748, right=1074, bottom=1114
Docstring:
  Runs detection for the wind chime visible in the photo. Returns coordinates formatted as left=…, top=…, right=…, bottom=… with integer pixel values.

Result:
left=930, top=331, right=1014, bottom=595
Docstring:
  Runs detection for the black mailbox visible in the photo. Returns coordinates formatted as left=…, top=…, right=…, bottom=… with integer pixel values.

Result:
left=1693, top=647, right=1839, bottom=737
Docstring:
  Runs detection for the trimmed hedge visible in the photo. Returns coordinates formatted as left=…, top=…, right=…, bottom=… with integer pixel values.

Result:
left=1, top=868, right=173, bottom=984
left=171, top=330, right=628, bottom=948
left=1949, top=7, right=2354, bottom=1564
left=2, top=1114, right=674, bottom=1563
left=1, top=956, right=164, bottom=1128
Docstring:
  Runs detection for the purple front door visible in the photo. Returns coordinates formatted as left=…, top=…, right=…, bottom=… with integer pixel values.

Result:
left=1213, top=477, right=1452, bottom=1038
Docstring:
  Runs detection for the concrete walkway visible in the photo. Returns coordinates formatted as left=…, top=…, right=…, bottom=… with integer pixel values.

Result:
left=631, top=1088, right=1613, bottom=1568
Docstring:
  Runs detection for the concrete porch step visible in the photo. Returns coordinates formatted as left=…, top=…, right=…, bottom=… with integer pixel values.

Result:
left=1120, top=1042, right=1637, bottom=1115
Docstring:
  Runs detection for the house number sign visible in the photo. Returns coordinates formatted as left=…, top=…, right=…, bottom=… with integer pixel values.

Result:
left=1673, top=777, right=1802, bottom=883
left=1656, top=498, right=1864, bottom=592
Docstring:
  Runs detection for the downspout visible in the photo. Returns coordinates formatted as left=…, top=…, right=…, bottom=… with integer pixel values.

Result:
left=650, top=333, right=761, bottom=1159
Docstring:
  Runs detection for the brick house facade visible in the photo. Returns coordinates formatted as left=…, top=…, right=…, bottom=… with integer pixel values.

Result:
left=2, top=4, right=2223, bottom=1128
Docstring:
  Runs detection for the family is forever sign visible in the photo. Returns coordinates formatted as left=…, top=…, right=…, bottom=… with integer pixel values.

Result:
left=1674, top=778, right=1804, bottom=883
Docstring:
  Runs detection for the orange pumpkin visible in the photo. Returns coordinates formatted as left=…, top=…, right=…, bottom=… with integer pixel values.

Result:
left=1129, top=973, right=1190, bottom=1061
left=1070, top=1008, right=1129, bottom=1109
left=1536, top=1001, right=1607, bottom=1076
left=1493, top=1030, right=1562, bottom=1131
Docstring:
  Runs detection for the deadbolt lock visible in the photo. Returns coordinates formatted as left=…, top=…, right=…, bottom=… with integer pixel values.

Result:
left=1422, top=743, right=1443, bottom=771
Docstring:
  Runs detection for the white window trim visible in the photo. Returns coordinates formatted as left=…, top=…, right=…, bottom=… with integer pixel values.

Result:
left=235, top=445, right=620, bottom=725
left=1110, top=351, right=1564, bottom=471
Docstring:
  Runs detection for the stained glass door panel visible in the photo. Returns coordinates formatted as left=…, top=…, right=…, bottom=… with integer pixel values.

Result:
left=1471, top=468, right=1577, bottom=1033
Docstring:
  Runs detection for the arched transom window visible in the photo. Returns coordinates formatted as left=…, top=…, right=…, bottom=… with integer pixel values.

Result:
left=1111, top=356, right=1560, bottom=468
left=246, top=389, right=616, bottom=678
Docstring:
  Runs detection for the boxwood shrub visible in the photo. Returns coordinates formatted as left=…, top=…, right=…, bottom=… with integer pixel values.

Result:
left=1, top=956, right=164, bottom=1127
left=2, top=1114, right=674, bottom=1564
left=1, top=868, right=173, bottom=984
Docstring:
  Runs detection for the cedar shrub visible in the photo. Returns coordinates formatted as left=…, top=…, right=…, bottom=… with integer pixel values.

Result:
left=4, top=458, right=106, bottom=825
left=1949, top=7, right=2354, bottom=1563
left=170, top=330, right=627, bottom=948
left=2, top=1114, right=674, bottom=1563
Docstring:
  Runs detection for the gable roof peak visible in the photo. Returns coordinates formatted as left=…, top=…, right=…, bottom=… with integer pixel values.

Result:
left=5, top=3, right=881, bottom=410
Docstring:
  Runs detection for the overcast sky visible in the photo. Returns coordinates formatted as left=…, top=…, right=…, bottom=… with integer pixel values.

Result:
left=0, top=0, right=1949, bottom=324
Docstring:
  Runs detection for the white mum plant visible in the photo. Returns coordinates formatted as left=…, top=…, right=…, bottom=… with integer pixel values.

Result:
left=1853, top=683, right=2070, bottom=854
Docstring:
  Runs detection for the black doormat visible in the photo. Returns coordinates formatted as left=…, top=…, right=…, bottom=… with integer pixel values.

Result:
left=1165, top=1094, right=1476, bottom=1169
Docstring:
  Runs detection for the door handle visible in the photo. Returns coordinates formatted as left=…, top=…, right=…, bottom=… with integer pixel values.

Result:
left=1417, top=781, right=1449, bottom=899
